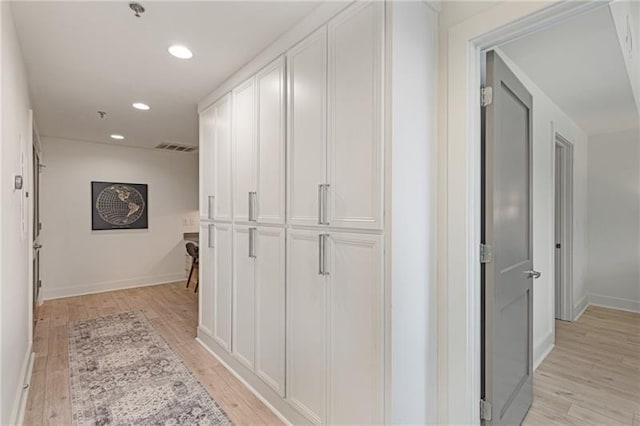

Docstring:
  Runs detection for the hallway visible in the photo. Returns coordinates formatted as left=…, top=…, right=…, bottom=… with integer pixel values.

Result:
left=524, top=306, right=640, bottom=425
left=24, top=283, right=279, bottom=426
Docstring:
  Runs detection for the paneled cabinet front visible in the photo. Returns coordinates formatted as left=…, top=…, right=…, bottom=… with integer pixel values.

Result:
left=288, top=2, right=383, bottom=230
left=200, top=95, right=232, bottom=222
left=232, top=78, right=257, bottom=223
left=232, top=225, right=285, bottom=396
left=286, top=229, right=383, bottom=424
left=208, top=223, right=233, bottom=351
left=232, top=57, right=286, bottom=225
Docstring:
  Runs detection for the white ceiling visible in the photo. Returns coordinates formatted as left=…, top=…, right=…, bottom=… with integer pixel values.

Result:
left=501, top=5, right=638, bottom=135
left=10, top=1, right=321, bottom=149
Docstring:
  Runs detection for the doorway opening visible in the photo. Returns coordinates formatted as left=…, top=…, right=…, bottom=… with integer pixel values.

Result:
left=554, top=134, right=573, bottom=321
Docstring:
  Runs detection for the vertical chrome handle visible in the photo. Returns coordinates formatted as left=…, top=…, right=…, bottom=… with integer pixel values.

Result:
left=208, top=196, right=215, bottom=220
left=318, top=184, right=324, bottom=225
left=323, top=184, right=330, bottom=225
left=321, top=234, right=329, bottom=275
left=318, top=233, right=324, bottom=275
left=318, top=184, right=330, bottom=225
left=248, top=192, right=253, bottom=221
left=253, top=192, right=258, bottom=221
left=208, top=224, right=214, bottom=248
left=249, top=227, right=257, bottom=258
left=248, top=192, right=257, bottom=222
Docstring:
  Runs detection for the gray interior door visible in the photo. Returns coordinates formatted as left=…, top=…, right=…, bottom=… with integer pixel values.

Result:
left=482, top=50, right=537, bottom=426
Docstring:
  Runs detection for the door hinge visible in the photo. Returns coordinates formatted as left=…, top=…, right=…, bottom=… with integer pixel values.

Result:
left=481, top=86, right=493, bottom=107
left=480, top=243, right=493, bottom=264
left=480, top=399, right=492, bottom=422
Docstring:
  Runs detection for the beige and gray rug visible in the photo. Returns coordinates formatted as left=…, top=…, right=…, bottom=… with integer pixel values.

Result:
left=68, top=310, right=232, bottom=425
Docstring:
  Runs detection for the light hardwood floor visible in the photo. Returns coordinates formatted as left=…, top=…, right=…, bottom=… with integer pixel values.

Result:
left=25, top=285, right=639, bottom=425
left=523, top=305, right=640, bottom=426
left=24, top=282, right=281, bottom=426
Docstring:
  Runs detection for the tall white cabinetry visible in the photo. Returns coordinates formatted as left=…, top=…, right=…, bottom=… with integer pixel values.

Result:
left=198, top=1, right=438, bottom=424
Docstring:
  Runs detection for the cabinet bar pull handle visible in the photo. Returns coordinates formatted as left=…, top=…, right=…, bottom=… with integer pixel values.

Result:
left=323, top=184, right=330, bottom=225
left=208, top=225, right=214, bottom=248
left=318, top=233, right=324, bottom=275
left=248, top=192, right=257, bottom=222
left=208, top=196, right=215, bottom=220
left=318, top=184, right=323, bottom=225
left=322, top=233, right=329, bottom=275
left=249, top=227, right=257, bottom=258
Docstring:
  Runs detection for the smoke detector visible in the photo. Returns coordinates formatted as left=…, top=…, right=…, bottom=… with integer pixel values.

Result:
left=129, top=3, right=145, bottom=18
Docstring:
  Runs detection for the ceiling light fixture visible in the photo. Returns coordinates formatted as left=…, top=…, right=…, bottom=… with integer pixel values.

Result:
left=110, top=134, right=125, bottom=140
left=168, top=45, right=193, bottom=59
left=132, top=102, right=150, bottom=111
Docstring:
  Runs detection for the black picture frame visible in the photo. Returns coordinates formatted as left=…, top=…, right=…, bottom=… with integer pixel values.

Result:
left=91, top=181, right=148, bottom=230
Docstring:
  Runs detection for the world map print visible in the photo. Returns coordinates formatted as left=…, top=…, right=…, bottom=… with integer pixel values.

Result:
left=96, top=184, right=145, bottom=226
left=91, top=181, right=148, bottom=230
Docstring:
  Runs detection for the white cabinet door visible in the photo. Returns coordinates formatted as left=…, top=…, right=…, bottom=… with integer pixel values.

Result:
left=232, top=225, right=255, bottom=369
left=212, top=223, right=233, bottom=351
left=199, top=224, right=214, bottom=335
left=327, top=2, right=383, bottom=230
left=212, top=94, right=233, bottom=221
left=256, top=58, right=286, bottom=225
left=326, top=232, right=383, bottom=424
left=287, top=28, right=328, bottom=227
left=233, top=78, right=257, bottom=223
left=199, top=106, right=215, bottom=221
left=286, top=229, right=327, bottom=423
left=255, top=226, right=285, bottom=396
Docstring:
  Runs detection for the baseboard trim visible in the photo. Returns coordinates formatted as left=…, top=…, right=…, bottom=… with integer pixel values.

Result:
left=42, top=273, right=186, bottom=300
left=10, top=348, right=34, bottom=425
left=573, top=294, right=589, bottom=321
left=533, top=331, right=554, bottom=371
left=588, top=293, right=640, bottom=313
left=196, top=328, right=309, bottom=426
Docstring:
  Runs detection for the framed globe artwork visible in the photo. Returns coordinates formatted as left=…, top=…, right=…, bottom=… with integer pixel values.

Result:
left=91, top=181, right=148, bottom=230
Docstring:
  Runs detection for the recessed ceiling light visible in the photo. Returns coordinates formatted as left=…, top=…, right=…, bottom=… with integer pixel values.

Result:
left=110, top=134, right=125, bottom=140
left=132, top=102, right=150, bottom=111
left=168, top=45, right=193, bottom=59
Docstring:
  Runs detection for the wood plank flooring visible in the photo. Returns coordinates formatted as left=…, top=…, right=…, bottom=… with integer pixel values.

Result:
left=25, top=284, right=639, bottom=425
left=24, top=282, right=282, bottom=426
left=523, top=306, right=640, bottom=426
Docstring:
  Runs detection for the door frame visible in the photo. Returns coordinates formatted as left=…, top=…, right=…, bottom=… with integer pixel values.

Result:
left=554, top=133, right=574, bottom=321
left=440, top=1, right=611, bottom=424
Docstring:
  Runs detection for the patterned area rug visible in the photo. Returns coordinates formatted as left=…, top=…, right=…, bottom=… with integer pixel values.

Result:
left=68, top=310, right=232, bottom=425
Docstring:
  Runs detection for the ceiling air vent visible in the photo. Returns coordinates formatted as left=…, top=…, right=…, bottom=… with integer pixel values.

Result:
left=155, top=142, right=197, bottom=153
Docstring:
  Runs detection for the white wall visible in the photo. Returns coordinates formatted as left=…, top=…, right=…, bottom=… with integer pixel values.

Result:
left=388, top=2, right=439, bottom=424
left=498, top=50, right=589, bottom=367
left=1, top=2, right=34, bottom=423
left=40, top=137, right=198, bottom=299
left=587, top=127, right=640, bottom=312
